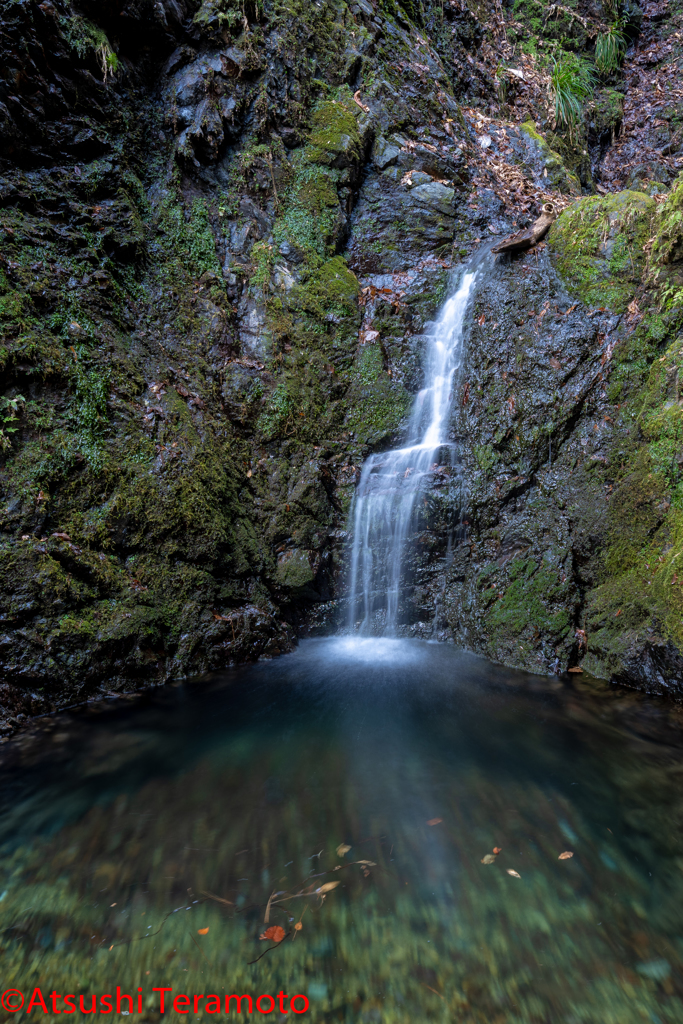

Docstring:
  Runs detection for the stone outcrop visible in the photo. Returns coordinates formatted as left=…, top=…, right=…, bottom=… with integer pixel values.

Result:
left=1, top=0, right=683, bottom=732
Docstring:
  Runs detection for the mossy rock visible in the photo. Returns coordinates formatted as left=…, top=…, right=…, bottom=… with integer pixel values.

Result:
left=586, top=89, right=625, bottom=145
left=650, top=171, right=683, bottom=271
left=549, top=190, right=655, bottom=312
left=344, top=342, right=412, bottom=446
left=305, top=100, right=362, bottom=169
left=485, top=556, right=574, bottom=652
left=274, top=548, right=316, bottom=590
left=519, top=120, right=581, bottom=196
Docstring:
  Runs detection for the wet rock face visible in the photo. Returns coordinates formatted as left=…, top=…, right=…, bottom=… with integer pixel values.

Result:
left=1, top=0, right=682, bottom=723
left=377, top=245, right=618, bottom=673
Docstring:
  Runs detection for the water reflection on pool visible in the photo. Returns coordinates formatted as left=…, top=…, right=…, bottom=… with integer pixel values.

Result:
left=2, top=639, right=683, bottom=1022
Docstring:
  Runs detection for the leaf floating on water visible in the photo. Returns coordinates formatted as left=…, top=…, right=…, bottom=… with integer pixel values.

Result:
left=317, top=881, right=340, bottom=895
left=506, top=869, right=521, bottom=878
left=294, top=921, right=303, bottom=932
left=493, top=847, right=502, bottom=855
left=481, top=854, right=497, bottom=864
left=336, top=843, right=351, bottom=857
left=558, top=851, right=574, bottom=860
left=197, top=928, right=209, bottom=935
left=427, top=818, right=443, bottom=826
left=259, top=926, right=286, bottom=943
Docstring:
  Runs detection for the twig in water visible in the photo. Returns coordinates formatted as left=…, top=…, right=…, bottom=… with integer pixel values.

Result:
left=246, top=931, right=292, bottom=965
left=190, top=930, right=212, bottom=967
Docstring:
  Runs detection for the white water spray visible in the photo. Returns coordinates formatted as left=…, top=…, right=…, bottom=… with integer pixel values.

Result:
left=347, top=265, right=479, bottom=635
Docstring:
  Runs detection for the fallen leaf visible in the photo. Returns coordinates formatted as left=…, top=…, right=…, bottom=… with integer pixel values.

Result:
left=197, top=928, right=209, bottom=935
left=336, top=843, right=351, bottom=857
left=353, top=89, right=370, bottom=113
left=246, top=470, right=252, bottom=478
left=568, top=667, right=583, bottom=674
left=493, top=847, right=502, bottom=855
left=356, top=860, right=376, bottom=866
left=558, top=851, right=574, bottom=860
left=427, top=817, right=442, bottom=826
left=506, top=869, right=521, bottom=878
left=481, top=854, right=497, bottom=864
left=316, top=882, right=340, bottom=895
left=51, top=532, right=71, bottom=540
left=259, top=925, right=286, bottom=942
left=294, top=921, right=303, bottom=931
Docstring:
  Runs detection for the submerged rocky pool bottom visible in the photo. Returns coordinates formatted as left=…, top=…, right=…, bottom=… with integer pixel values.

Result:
left=2, top=641, right=683, bottom=1022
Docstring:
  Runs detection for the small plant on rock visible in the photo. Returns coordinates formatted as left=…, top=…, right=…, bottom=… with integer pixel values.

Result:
left=548, top=52, right=596, bottom=131
left=595, top=20, right=627, bottom=73
left=0, top=394, right=25, bottom=452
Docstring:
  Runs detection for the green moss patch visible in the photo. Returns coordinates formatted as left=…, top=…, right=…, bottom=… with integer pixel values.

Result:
left=549, top=190, right=655, bottom=312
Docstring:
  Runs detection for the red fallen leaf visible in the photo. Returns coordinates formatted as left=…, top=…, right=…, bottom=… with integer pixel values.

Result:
left=558, top=851, right=574, bottom=860
left=427, top=817, right=443, bottom=826
left=197, top=928, right=209, bottom=935
left=493, top=847, right=502, bottom=855
left=259, top=925, right=286, bottom=943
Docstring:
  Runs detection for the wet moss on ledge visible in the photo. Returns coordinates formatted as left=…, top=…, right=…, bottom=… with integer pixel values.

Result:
left=549, top=190, right=655, bottom=313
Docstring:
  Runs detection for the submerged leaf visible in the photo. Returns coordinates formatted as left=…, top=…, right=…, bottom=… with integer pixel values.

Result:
left=558, top=851, right=574, bottom=860
left=336, top=843, right=351, bottom=857
left=259, top=925, right=286, bottom=943
left=317, top=881, right=340, bottom=895
left=481, top=854, right=496, bottom=864
left=197, top=928, right=209, bottom=935
left=427, top=818, right=443, bottom=826
left=356, top=860, right=376, bottom=866
left=493, top=847, right=502, bottom=855
left=506, top=869, right=521, bottom=878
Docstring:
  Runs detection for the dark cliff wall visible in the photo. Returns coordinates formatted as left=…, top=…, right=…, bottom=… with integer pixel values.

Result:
left=1, top=0, right=682, bottom=727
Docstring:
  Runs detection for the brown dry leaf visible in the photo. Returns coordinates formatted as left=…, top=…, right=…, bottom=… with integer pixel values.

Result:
left=493, top=847, right=502, bottom=855
left=336, top=843, right=351, bottom=857
left=427, top=817, right=443, bottom=826
left=197, top=928, right=209, bottom=935
left=568, top=667, right=583, bottom=674
left=481, top=854, right=497, bottom=864
left=316, top=882, right=340, bottom=895
left=259, top=925, right=286, bottom=943
left=506, top=869, right=521, bottom=878
left=558, top=851, right=574, bottom=860
left=294, top=921, right=303, bottom=931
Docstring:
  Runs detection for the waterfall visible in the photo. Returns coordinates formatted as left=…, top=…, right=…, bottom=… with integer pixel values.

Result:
left=347, top=263, right=481, bottom=635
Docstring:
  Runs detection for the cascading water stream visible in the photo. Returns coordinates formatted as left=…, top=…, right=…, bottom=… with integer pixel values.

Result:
left=347, top=262, right=481, bottom=635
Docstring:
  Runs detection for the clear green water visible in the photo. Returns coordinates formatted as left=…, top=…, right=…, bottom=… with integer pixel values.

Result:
left=2, top=638, right=683, bottom=1022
